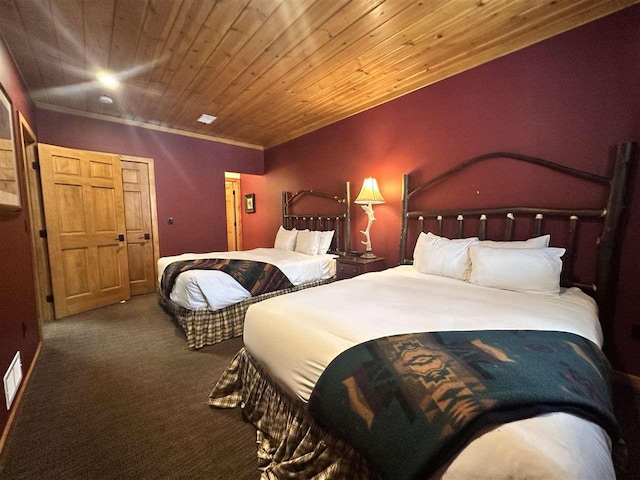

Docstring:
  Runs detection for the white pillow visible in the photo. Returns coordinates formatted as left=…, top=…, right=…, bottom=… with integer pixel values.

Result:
left=468, top=245, right=565, bottom=296
left=316, top=230, right=335, bottom=255
left=413, top=232, right=479, bottom=281
left=274, top=226, right=297, bottom=251
left=295, top=230, right=321, bottom=255
left=480, top=234, right=550, bottom=249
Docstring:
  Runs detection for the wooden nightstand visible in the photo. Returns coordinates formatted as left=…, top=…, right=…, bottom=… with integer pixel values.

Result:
left=336, top=255, right=386, bottom=280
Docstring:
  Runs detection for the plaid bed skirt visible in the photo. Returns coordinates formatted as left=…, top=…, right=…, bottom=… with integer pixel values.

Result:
left=208, top=348, right=379, bottom=479
left=157, top=277, right=334, bottom=349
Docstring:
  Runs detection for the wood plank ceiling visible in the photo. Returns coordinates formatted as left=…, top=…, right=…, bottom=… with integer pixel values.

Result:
left=0, top=0, right=636, bottom=149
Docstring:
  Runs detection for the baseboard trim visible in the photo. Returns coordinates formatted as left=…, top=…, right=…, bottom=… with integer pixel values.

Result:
left=613, top=370, right=640, bottom=391
left=0, top=342, right=42, bottom=456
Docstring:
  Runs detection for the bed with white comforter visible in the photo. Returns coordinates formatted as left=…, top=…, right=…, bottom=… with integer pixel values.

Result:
left=157, top=247, right=337, bottom=349
left=158, top=248, right=337, bottom=311
left=212, top=266, right=616, bottom=479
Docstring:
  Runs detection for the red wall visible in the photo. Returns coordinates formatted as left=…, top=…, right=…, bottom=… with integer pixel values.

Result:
left=35, top=110, right=264, bottom=256
left=0, top=39, right=39, bottom=437
left=247, top=6, right=640, bottom=375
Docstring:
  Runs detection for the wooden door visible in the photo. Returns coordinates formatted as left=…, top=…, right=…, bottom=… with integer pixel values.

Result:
left=19, top=115, right=54, bottom=326
left=225, top=178, right=243, bottom=251
left=38, top=144, right=130, bottom=318
left=121, top=159, right=156, bottom=295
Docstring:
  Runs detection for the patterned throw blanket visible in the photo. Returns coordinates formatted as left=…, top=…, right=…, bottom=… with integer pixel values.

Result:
left=308, top=330, right=620, bottom=480
left=160, top=258, right=294, bottom=299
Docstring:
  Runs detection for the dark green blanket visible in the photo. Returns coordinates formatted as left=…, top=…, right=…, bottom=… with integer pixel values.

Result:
left=308, top=330, right=619, bottom=480
left=160, top=258, right=294, bottom=298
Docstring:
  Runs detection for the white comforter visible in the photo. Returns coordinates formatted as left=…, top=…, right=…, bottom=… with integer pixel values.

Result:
left=157, top=248, right=337, bottom=311
left=244, top=266, right=614, bottom=479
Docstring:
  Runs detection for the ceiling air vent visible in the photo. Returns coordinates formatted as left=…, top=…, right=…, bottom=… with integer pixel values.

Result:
left=197, top=114, right=217, bottom=124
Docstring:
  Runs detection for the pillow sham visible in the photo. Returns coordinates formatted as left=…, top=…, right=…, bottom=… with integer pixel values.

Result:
left=295, top=230, right=321, bottom=255
left=413, top=232, right=479, bottom=281
left=468, top=245, right=565, bottom=296
left=480, top=234, right=550, bottom=249
left=316, top=230, right=335, bottom=255
left=274, top=226, right=297, bottom=251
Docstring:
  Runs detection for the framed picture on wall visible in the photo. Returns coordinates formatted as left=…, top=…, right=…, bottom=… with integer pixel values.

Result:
left=0, top=85, right=20, bottom=211
left=244, top=193, right=255, bottom=214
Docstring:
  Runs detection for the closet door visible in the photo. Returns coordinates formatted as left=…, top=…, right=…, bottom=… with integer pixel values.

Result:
left=121, top=158, right=156, bottom=295
left=38, top=144, right=130, bottom=318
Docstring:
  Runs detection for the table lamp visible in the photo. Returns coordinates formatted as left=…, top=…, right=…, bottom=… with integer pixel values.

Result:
left=354, top=177, right=385, bottom=259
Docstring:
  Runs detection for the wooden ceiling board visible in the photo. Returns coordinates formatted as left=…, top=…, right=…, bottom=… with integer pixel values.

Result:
left=160, top=0, right=296, bottom=127
left=1, top=0, right=637, bottom=148
left=143, top=0, right=254, bottom=124
left=100, top=0, right=149, bottom=117
left=253, top=1, right=540, bottom=138
left=168, top=0, right=322, bottom=129
left=184, top=0, right=351, bottom=127
left=0, top=1, right=47, bottom=100
left=82, top=0, right=115, bottom=115
left=205, top=0, right=403, bottom=138
left=133, top=0, right=219, bottom=122
left=14, top=0, right=68, bottom=107
left=48, top=0, right=86, bottom=111
left=116, top=0, right=182, bottom=120
left=232, top=1, right=466, bottom=135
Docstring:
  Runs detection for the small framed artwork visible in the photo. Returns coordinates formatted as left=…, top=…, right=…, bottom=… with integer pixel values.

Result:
left=0, top=85, right=20, bottom=211
left=244, top=193, right=255, bottom=214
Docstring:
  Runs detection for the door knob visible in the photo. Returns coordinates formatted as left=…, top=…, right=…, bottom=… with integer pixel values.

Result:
left=116, top=234, right=125, bottom=241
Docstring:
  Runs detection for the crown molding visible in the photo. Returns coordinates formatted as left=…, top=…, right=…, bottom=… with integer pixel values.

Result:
left=35, top=103, right=264, bottom=151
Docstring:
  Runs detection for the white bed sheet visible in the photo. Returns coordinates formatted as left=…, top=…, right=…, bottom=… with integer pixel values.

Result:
left=157, top=248, right=337, bottom=311
left=243, top=265, right=614, bottom=479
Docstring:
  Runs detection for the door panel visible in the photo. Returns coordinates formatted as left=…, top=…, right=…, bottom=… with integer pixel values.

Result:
left=62, top=249, right=90, bottom=296
left=93, top=187, right=117, bottom=231
left=98, top=245, right=121, bottom=289
left=122, top=160, right=156, bottom=295
left=39, top=144, right=130, bottom=318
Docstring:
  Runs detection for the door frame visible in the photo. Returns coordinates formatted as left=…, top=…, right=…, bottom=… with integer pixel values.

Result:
left=119, top=155, right=160, bottom=286
left=19, top=113, right=53, bottom=328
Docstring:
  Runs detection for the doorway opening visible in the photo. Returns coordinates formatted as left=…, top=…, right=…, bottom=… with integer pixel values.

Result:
left=224, top=173, right=243, bottom=251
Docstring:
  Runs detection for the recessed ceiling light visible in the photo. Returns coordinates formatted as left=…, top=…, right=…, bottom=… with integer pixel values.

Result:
left=98, top=95, right=113, bottom=104
left=97, top=73, right=119, bottom=89
left=197, top=114, right=217, bottom=124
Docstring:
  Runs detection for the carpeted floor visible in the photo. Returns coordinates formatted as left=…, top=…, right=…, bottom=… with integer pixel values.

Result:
left=0, top=294, right=256, bottom=479
left=1, top=293, right=639, bottom=479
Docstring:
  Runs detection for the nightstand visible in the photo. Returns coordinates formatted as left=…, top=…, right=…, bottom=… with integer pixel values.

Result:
left=336, top=255, right=386, bottom=280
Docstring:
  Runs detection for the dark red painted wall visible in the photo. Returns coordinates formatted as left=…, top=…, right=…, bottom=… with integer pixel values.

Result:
left=248, top=6, right=640, bottom=375
left=0, top=39, right=39, bottom=437
left=35, top=110, right=264, bottom=256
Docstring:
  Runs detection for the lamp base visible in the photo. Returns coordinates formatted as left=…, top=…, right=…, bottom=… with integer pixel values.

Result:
left=360, top=251, right=377, bottom=259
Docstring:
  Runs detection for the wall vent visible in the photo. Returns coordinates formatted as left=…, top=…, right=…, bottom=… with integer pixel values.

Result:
left=3, top=352, right=23, bottom=410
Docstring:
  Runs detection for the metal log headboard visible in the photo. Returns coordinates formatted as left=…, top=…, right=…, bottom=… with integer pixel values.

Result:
left=282, top=182, right=351, bottom=254
left=400, top=142, right=636, bottom=327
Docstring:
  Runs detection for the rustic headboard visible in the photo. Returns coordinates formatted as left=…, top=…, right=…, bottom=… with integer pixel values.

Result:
left=282, top=182, right=351, bottom=254
left=400, top=142, right=636, bottom=330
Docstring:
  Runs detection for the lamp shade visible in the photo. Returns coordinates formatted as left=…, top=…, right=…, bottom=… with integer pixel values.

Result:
left=354, top=177, right=385, bottom=204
